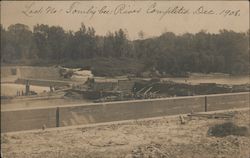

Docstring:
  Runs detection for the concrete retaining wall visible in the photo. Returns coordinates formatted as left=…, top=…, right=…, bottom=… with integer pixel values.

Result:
left=19, top=67, right=61, bottom=80
left=1, top=108, right=56, bottom=132
left=15, top=78, right=72, bottom=87
left=1, top=92, right=249, bottom=133
left=1, top=66, right=61, bottom=80
left=59, top=96, right=204, bottom=126
left=207, top=93, right=249, bottom=111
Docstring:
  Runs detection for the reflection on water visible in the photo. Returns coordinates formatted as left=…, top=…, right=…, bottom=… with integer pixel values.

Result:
left=161, top=76, right=249, bottom=85
left=1, top=83, right=50, bottom=96
left=1, top=83, right=92, bottom=110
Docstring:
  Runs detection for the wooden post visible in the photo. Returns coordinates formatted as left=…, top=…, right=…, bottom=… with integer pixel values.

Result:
left=56, top=107, right=60, bottom=127
left=25, top=80, right=30, bottom=96
left=205, top=96, right=208, bottom=112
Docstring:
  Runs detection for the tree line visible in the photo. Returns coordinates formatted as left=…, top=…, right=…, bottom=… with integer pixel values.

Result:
left=1, top=23, right=249, bottom=75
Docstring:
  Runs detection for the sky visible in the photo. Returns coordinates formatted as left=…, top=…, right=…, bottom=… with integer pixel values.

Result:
left=1, top=1, right=249, bottom=39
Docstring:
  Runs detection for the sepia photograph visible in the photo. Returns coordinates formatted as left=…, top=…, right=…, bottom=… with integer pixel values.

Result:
left=1, top=0, right=249, bottom=157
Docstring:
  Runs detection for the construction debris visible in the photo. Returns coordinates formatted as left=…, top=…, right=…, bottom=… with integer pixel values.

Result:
left=208, top=122, right=249, bottom=137
left=42, top=124, right=46, bottom=130
left=179, top=115, right=186, bottom=124
left=188, top=113, right=235, bottom=119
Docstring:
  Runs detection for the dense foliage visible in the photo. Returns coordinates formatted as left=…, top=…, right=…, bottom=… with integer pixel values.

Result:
left=1, top=23, right=249, bottom=75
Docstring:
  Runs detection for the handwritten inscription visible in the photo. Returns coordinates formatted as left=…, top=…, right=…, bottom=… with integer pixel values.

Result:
left=193, top=6, right=215, bottom=15
left=65, top=2, right=97, bottom=19
left=21, top=2, right=242, bottom=20
left=114, top=4, right=142, bottom=15
left=22, top=3, right=43, bottom=17
left=147, top=2, right=189, bottom=20
left=98, top=6, right=112, bottom=15
left=219, top=9, right=240, bottom=17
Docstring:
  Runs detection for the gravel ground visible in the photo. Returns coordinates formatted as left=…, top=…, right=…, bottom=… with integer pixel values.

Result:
left=1, top=109, right=250, bottom=158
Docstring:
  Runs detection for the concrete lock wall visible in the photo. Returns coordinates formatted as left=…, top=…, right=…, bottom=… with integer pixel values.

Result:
left=19, top=67, right=61, bottom=80
left=59, top=96, right=204, bottom=126
left=206, top=93, right=249, bottom=111
left=1, top=66, right=61, bottom=81
left=1, top=108, right=57, bottom=132
left=1, top=92, right=249, bottom=132
left=15, top=78, right=72, bottom=87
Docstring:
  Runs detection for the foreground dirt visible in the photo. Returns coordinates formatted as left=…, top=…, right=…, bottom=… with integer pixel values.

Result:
left=1, top=109, right=250, bottom=158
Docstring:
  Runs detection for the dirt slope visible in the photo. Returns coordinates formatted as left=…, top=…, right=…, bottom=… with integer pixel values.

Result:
left=1, top=109, right=249, bottom=158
